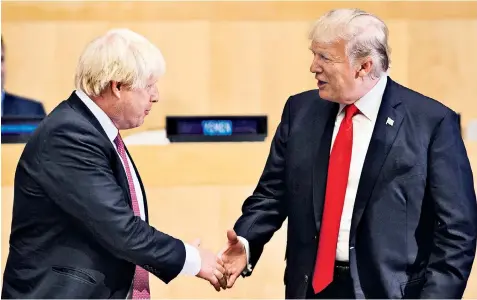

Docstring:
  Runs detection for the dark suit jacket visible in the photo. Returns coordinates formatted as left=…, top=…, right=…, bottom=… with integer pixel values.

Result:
left=233, top=77, right=477, bottom=299
left=2, top=92, right=186, bottom=299
left=2, top=91, right=46, bottom=116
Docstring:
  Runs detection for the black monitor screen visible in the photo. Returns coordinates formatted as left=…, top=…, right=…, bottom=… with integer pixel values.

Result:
left=177, top=119, right=258, bottom=135
left=166, top=116, right=267, bottom=142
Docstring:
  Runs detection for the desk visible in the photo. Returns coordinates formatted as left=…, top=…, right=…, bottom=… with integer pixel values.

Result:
left=1, top=142, right=271, bottom=187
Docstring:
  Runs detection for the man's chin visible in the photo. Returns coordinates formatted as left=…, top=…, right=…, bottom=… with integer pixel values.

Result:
left=318, top=91, right=356, bottom=105
left=118, top=119, right=145, bottom=130
left=131, top=120, right=144, bottom=129
left=318, top=90, right=335, bottom=102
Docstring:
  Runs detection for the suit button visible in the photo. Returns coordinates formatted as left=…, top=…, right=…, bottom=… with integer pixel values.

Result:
left=314, top=235, right=317, bottom=240
left=304, top=275, right=309, bottom=282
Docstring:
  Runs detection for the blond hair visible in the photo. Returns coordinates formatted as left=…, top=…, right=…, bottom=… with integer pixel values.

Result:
left=74, top=28, right=165, bottom=96
left=309, top=8, right=390, bottom=78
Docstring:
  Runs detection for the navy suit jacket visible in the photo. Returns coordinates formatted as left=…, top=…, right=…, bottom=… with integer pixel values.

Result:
left=2, top=92, right=186, bottom=298
left=2, top=91, right=46, bottom=116
left=233, top=77, right=477, bottom=299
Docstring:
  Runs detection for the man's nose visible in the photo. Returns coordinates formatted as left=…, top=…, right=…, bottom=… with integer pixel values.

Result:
left=150, top=86, right=159, bottom=103
left=310, top=58, right=323, bottom=73
left=310, top=63, right=323, bottom=74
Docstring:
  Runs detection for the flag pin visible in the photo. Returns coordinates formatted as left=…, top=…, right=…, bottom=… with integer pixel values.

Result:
left=386, top=117, right=394, bottom=126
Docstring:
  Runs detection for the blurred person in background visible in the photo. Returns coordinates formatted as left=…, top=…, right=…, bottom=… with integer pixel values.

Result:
left=1, top=35, right=46, bottom=117
left=219, top=8, right=477, bottom=299
left=2, top=29, right=226, bottom=299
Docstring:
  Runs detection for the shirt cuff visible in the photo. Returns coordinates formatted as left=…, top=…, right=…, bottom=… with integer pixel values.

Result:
left=237, top=236, right=253, bottom=274
left=179, top=242, right=201, bottom=276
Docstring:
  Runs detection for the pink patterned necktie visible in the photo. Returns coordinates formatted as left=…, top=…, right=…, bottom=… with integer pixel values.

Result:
left=114, top=133, right=150, bottom=299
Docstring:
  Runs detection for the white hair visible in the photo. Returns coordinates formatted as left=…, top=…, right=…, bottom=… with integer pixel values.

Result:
left=74, top=28, right=166, bottom=96
left=309, top=8, right=391, bottom=78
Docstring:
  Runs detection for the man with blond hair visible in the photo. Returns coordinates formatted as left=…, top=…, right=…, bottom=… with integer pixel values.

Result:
left=219, top=8, right=477, bottom=299
left=2, top=29, right=226, bottom=299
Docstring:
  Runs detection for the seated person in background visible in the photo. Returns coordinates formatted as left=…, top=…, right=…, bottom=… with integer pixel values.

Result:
left=1, top=36, right=46, bottom=117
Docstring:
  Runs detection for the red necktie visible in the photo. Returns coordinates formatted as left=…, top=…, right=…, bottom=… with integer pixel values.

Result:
left=114, top=134, right=150, bottom=299
left=312, top=104, right=359, bottom=293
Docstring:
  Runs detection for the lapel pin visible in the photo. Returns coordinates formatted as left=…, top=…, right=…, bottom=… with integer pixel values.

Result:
left=386, top=117, right=394, bottom=126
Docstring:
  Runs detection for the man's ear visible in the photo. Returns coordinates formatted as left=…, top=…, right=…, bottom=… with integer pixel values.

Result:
left=357, top=57, right=373, bottom=78
left=111, top=81, right=121, bottom=98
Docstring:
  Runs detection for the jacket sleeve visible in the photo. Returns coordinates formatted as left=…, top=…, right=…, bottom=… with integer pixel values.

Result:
left=36, top=123, right=186, bottom=284
left=233, top=97, right=291, bottom=275
left=420, top=110, right=477, bottom=298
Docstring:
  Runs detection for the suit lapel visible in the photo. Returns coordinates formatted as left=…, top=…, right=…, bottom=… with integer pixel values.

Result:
left=350, top=79, right=404, bottom=239
left=312, top=101, right=339, bottom=231
left=125, top=146, right=149, bottom=223
left=68, top=92, right=148, bottom=223
left=114, top=158, right=134, bottom=210
left=67, top=92, right=134, bottom=210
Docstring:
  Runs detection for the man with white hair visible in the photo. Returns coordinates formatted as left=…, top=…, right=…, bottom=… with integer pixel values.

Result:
left=219, top=8, right=477, bottom=299
left=2, top=29, right=227, bottom=299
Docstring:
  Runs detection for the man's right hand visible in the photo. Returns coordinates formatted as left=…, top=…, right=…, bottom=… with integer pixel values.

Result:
left=218, top=229, right=247, bottom=288
left=191, top=239, right=227, bottom=291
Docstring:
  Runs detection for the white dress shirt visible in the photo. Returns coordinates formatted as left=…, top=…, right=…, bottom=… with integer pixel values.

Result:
left=240, top=76, right=388, bottom=270
left=75, top=90, right=201, bottom=297
left=333, top=75, right=387, bottom=261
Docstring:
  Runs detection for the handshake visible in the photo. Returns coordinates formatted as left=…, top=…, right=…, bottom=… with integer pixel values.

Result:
left=192, top=229, right=247, bottom=291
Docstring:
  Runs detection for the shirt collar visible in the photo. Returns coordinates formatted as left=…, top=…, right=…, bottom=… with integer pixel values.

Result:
left=338, top=75, right=387, bottom=121
left=75, top=90, right=118, bottom=142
